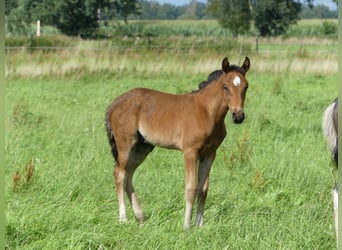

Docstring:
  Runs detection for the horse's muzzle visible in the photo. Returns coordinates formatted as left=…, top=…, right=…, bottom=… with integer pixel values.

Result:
left=232, top=112, right=245, bottom=124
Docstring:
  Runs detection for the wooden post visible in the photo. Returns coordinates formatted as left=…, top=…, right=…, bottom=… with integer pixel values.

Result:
left=255, top=36, right=259, bottom=54
left=37, top=20, right=40, bottom=37
left=7, top=48, right=10, bottom=74
left=299, top=38, right=303, bottom=55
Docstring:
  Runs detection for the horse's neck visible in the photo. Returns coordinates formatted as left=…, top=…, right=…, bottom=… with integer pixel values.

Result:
left=195, top=81, right=228, bottom=122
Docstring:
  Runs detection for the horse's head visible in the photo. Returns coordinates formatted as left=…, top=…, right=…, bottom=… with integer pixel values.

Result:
left=220, top=56, right=250, bottom=124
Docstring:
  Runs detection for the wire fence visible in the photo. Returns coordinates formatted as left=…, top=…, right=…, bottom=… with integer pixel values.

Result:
left=4, top=37, right=338, bottom=77
left=4, top=37, right=338, bottom=55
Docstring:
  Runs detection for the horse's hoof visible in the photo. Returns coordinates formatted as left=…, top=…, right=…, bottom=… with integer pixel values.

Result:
left=119, top=217, right=128, bottom=223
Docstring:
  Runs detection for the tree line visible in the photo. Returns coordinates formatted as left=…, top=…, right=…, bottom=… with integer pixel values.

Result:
left=5, top=0, right=338, bottom=38
left=207, top=0, right=337, bottom=36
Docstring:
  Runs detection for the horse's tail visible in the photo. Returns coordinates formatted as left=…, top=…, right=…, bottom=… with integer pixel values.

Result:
left=322, top=100, right=338, bottom=164
left=105, top=107, right=118, bottom=162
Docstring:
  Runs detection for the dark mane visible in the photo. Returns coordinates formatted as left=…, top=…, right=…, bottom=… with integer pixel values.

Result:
left=198, top=64, right=246, bottom=90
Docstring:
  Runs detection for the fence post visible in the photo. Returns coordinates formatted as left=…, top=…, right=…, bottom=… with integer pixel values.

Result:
left=7, top=48, right=10, bottom=74
left=255, top=36, right=259, bottom=54
left=239, top=44, right=243, bottom=64
left=29, top=33, right=33, bottom=53
left=37, top=20, right=41, bottom=37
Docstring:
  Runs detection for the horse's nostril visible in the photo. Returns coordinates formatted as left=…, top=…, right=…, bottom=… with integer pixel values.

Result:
left=232, top=112, right=244, bottom=124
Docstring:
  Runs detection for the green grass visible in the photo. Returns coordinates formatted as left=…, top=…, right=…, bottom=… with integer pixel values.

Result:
left=5, top=53, right=338, bottom=249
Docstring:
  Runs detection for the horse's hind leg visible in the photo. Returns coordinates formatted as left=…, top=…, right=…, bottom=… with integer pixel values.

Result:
left=125, top=141, right=154, bottom=224
left=114, top=160, right=128, bottom=223
left=113, top=135, right=138, bottom=223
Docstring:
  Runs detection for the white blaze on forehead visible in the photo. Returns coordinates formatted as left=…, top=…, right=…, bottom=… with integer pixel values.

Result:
left=233, top=76, right=241, bottom=86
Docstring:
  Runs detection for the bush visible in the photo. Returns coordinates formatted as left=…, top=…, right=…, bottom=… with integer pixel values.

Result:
left=5, top=35, right=75, bottom=48
left=285, top=20, right=337, bottom=38
left=321, top=21, right=337, bottom=35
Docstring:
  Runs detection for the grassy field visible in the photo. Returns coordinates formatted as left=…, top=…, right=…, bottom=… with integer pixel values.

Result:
left=5, top=25, right=338, bottom=249
left=4, top=36, right=337, bottom=79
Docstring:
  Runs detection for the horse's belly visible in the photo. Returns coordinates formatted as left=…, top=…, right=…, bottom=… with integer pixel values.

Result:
left=138, top=124, right=181, bottom=150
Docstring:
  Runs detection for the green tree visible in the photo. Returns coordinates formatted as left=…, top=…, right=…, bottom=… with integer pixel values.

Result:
left=207, top=0, right=252, bottom=36
left=253, top=0, right=301, bottom=36
left=52, top=0, right=99, bottom=38
left=53, top=0, right=142, bottom=37
left=5, top=0, right=18, bottom=16
left=138, top=1, right=206, bottom=20
left=99, top=0, right=142, bottom=23
left=178, top=0, right=207, bottom=20
left=300, top=4, right=337, bottom=19
left=5, top=0, right=141, bottom=37
left=207, top=0, right=317, bottom=37
left=5, top=0, right=41, bottom=35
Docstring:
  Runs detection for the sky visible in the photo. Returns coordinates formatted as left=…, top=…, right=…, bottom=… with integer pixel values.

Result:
left=155, top=0, right=337, bottom=10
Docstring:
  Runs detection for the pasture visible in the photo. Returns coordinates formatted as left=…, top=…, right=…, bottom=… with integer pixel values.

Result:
left=5, top=34, right=338, bottom=248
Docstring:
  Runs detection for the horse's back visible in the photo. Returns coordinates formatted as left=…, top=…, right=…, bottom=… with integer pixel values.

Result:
left=106, top=87, right=194, bottom=149
left=106, top=88, right=148, bottom=135
left=108, top=88, right=165, bottom=115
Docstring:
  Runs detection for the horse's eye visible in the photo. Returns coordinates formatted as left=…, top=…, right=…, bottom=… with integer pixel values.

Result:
left=224, top=84, right=229, bottom=91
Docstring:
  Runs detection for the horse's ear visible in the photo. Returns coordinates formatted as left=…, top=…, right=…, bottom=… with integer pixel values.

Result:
left=242, top=56, right=250, bottom=73
left=222, top=57, right=230, bottom=73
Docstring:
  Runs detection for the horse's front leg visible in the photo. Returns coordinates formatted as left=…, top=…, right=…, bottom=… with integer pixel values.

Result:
left=195, top=152, right=216, bottom=227
left=183, top=149, right=198, bottom=229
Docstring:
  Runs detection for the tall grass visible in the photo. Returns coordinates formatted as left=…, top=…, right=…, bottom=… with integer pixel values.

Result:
left=5, top=35, right=337, bottom=80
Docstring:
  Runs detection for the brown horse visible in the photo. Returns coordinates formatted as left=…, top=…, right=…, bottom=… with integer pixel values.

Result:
left=105, top=56, right=250, bottom=229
